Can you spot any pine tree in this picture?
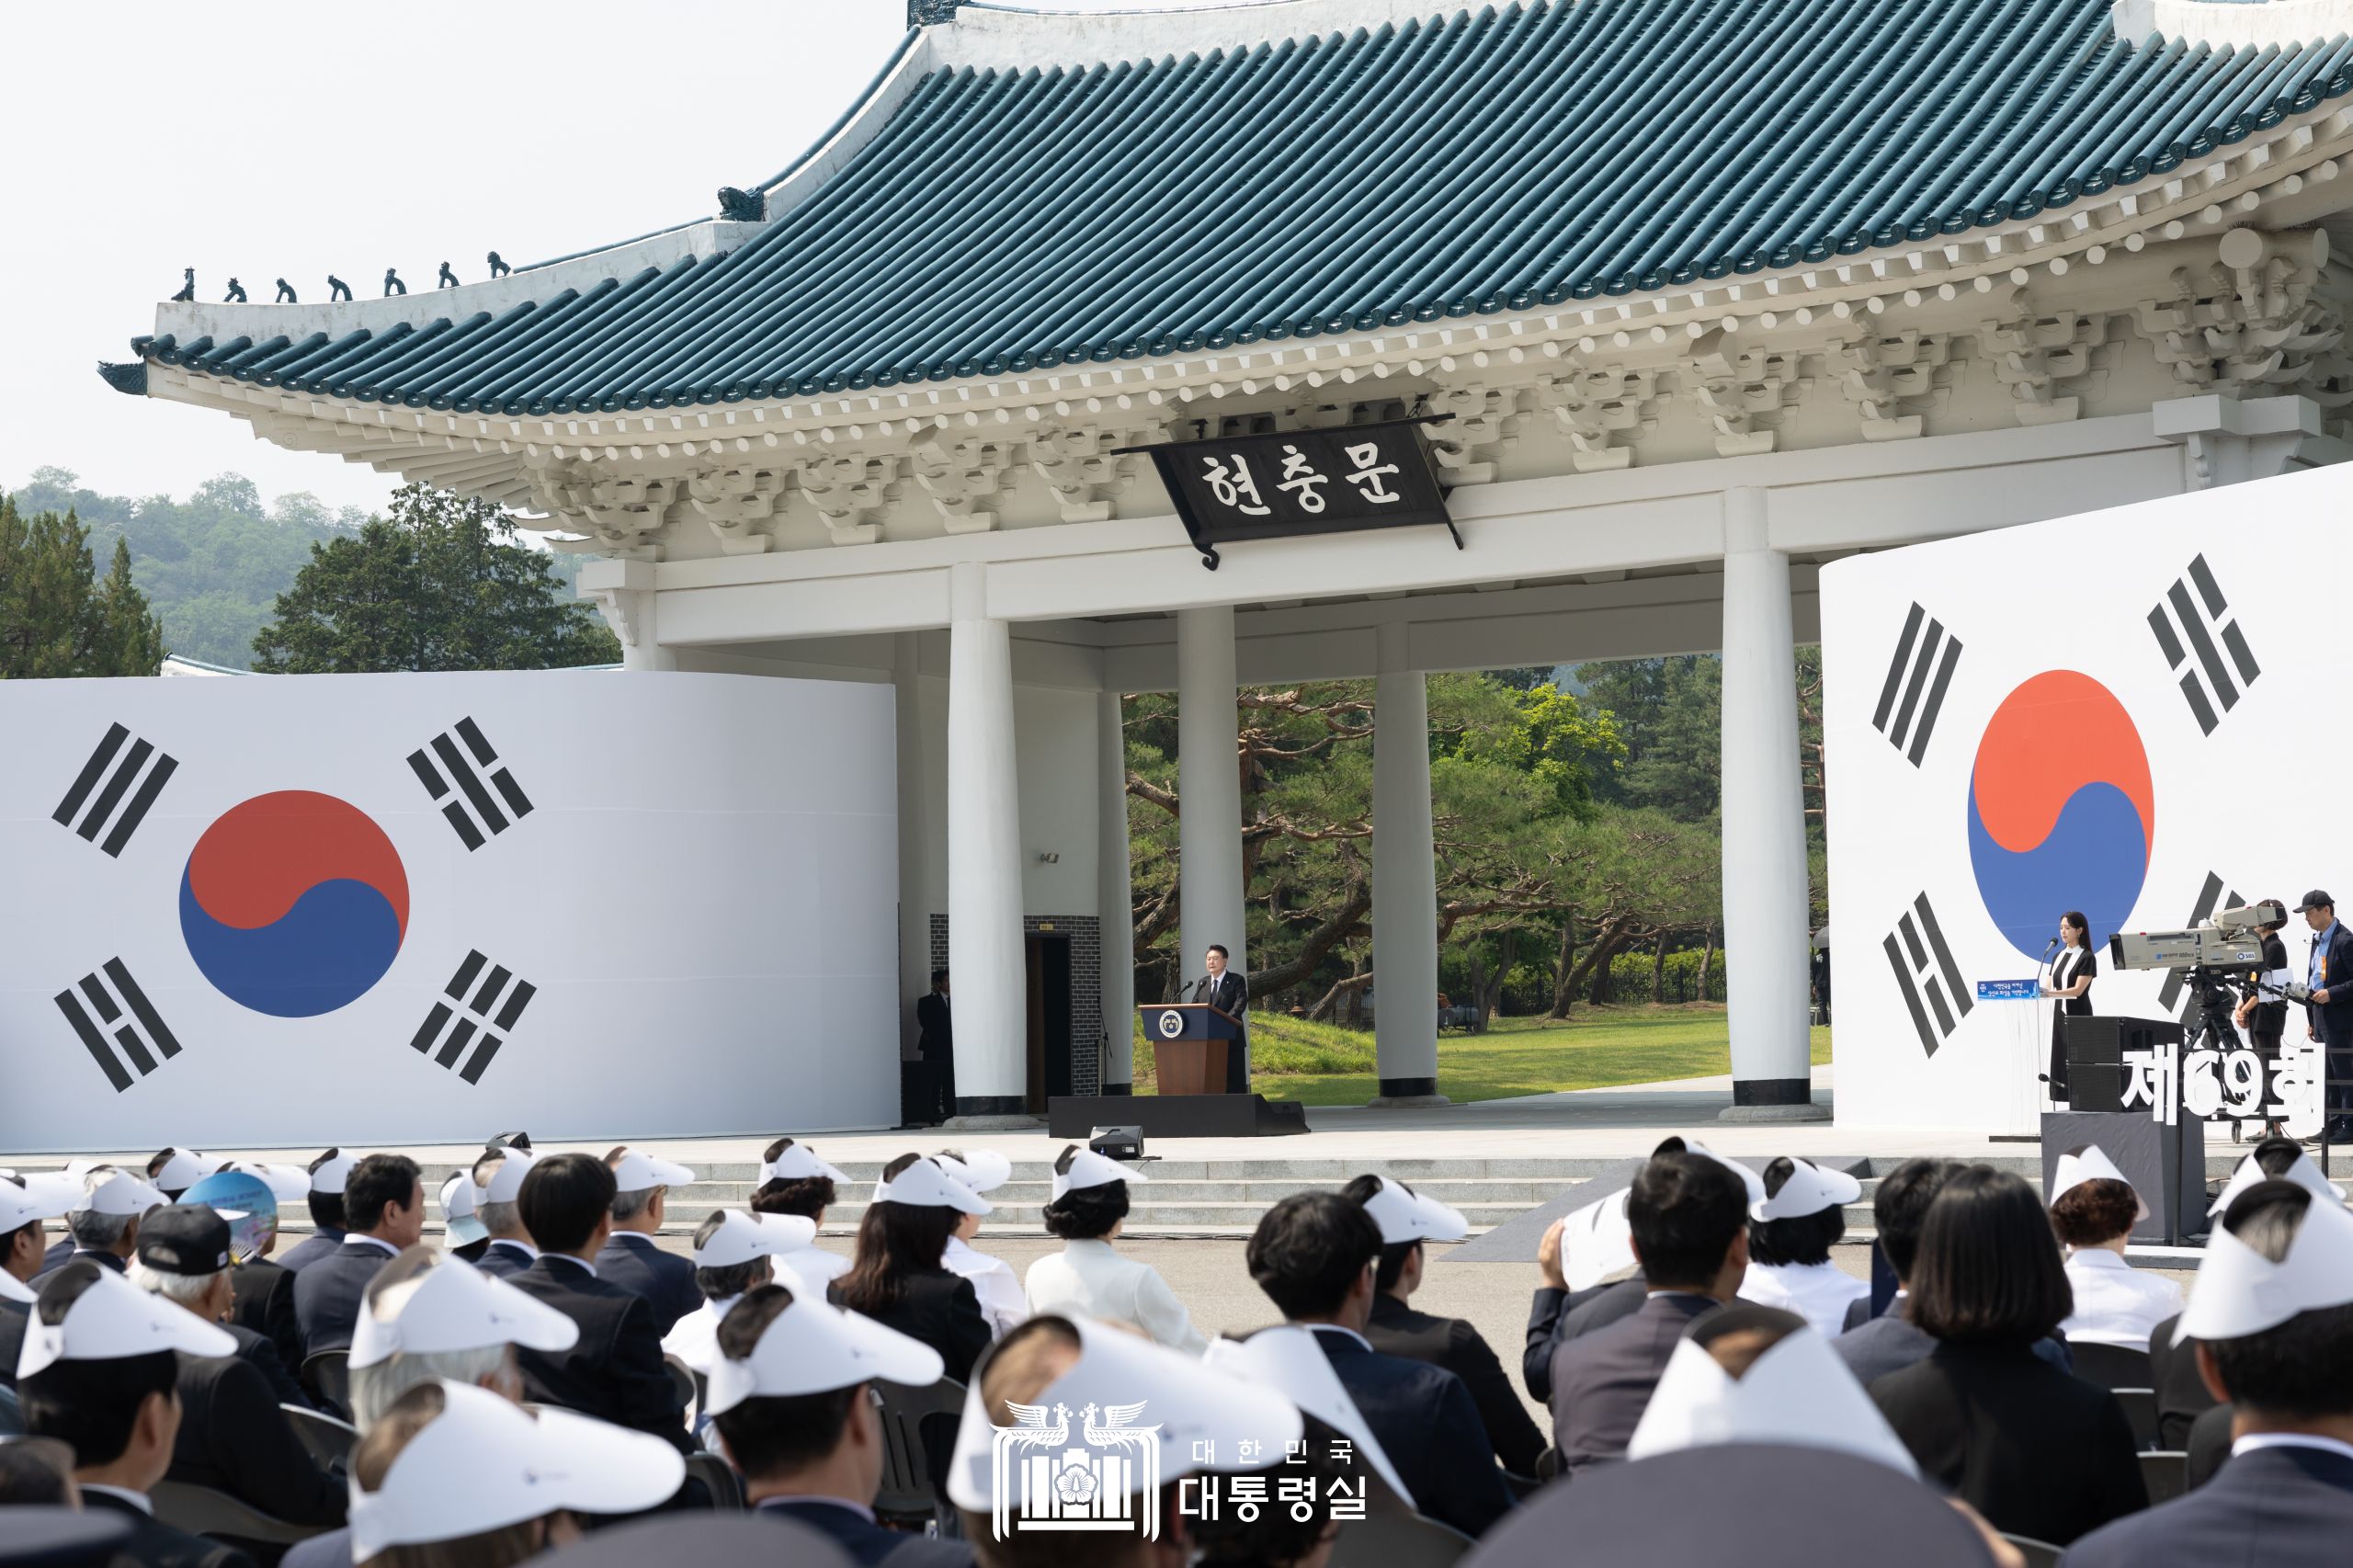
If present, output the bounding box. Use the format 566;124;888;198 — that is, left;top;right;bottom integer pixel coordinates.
252;483;620;672
0;496;166;677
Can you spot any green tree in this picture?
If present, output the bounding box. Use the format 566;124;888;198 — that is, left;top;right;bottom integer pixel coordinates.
0;497;165;677
252;483;620;672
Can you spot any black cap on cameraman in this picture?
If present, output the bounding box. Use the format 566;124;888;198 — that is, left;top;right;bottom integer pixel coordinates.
2295;890;2335;914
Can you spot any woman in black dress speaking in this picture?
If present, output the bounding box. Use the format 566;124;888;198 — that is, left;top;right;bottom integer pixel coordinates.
2042;910;2097;1099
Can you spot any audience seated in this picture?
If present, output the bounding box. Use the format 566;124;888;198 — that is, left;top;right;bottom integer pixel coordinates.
707;1279;970;1566
0;1171;79;1391
292;1154;423;1357
1344;1172;1544;1475
179;1168;309;1402
16;1262;260;1568
1628;1306;1921;1478
1245;1189;1513;1536
1831;1158;1958;1385
2048;1145;2182;1349
1869;1165;2145;1543
1546;1149;1750;1476
1204;1324;1424;1514
124;1204;345;1532
146;1151;229;1201
498;1152;692;1453
664;1209;813;1441
751;1138;853;1286
439;1170;490;1265
281;1244;580;1568
1741;1158;1869;1335
273;1152;356;1275
830;1156;995;1384
36;1167;169;1286
469;1146;540;1279
2061;1178;2353;1567
934;1151;1024;1338
345;1380;684;1568
594;1146;701;1336
1024;1146;1203;1354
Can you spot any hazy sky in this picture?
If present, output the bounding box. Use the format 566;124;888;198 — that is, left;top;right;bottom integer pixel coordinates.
0;0;1221;517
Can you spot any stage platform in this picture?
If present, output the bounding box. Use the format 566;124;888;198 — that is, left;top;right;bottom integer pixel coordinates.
9;1065;2331;1256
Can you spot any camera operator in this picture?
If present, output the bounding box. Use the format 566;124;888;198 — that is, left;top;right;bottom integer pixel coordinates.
2233;902;2290;1139
2294;890;2353;1144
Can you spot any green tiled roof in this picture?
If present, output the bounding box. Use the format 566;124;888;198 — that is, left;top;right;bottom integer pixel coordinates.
122;0;2353;415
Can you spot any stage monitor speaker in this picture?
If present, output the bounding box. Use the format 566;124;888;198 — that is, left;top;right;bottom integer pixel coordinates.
2069;1063;2128;1115
2041;1109;2208;1245
2062;1015;2184;1113
1089;1125;1144;1163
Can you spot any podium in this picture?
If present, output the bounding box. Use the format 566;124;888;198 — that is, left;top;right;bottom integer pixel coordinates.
1140;1003;1242;1096
1042;1003;1307;1140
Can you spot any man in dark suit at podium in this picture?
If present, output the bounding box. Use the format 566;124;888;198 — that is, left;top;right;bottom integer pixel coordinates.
1190;944;1250;1094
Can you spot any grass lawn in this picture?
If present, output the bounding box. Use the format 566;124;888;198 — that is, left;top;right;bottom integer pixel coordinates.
1131;1006;1833;1107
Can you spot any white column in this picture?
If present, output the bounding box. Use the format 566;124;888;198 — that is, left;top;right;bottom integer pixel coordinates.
1371;621;1444;1105
1718;487;1823;1119
946;564;1028;1121
892;633;930;1063
1097;687;1136;1092
1176;606;1247;984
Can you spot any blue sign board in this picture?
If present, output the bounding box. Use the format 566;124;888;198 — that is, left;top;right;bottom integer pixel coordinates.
1974;978;2041;1002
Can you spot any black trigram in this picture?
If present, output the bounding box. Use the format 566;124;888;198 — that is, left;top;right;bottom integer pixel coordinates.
1884;893;1973;1057
2157;872;2243;1019
407;717;533;850
2149;554;2259;735
410;950;536;1085
53;960;183;1092
1870;604;1961;767
51;723;177;857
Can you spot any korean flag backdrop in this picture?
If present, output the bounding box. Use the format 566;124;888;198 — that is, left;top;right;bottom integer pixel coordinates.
1823;460;2348;1133
0;670;898;1151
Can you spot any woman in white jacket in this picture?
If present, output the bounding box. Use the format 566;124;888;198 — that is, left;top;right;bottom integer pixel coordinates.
1022;1144;1206;1354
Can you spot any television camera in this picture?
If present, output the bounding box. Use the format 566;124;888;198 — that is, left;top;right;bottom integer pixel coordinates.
2108;903;2300;1052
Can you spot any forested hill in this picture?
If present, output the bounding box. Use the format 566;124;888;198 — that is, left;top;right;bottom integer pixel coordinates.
6;468;585;669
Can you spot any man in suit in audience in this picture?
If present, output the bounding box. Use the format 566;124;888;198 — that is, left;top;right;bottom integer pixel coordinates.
469;1146;540;1279
503;1152;692;1453
596;1146;702;1335
1547;1151;1748;1475
1833;1159;1958;1384
292;1154;423;1358
36;1168;168;1287
2061;1178;2353;1567
274;1152;356;1276
1245;1191;1514;1537
129;1206;346;1530
0;1171;79;1392
711;1284;972;1566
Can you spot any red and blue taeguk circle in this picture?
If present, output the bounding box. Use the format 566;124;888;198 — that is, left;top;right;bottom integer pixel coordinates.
1966;671;2154;965
179;791;409;1017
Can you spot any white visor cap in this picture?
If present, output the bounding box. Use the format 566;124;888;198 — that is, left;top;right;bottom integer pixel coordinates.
1051;1148;1146;1202
2050;1145;2148;1223
2177;1187;2353;1344
149;1151;227;1192
75;1169;171;1218
347;1380;685;1558
935;1151;1014;1193
758;1142;849;1185
2210;1146;2347;1217
607;1148;697;1192
227;1163;314;1204
478;1147;538;1206
875;1159;991;1215
18;1264;236;1379
310;1152;357;1197
1628;1329;1918;1477
1358;1176;1470;1245
693;1210;820;1268
1205;1326;1414;1505
704;1293;943;1415
1749;1158;1863;1223
349;1256;580;1370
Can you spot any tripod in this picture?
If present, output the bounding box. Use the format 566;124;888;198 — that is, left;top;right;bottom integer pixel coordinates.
2184;966;2275;1142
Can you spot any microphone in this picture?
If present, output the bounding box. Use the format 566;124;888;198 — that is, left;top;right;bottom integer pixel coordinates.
2043;937;2061;952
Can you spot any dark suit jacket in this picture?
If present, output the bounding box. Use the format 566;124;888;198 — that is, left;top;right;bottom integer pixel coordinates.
0;1299;25;1390
2185;1403;2234;1490
2307;922;2353;1037
1870;1342;2145;1544
1547;1290;1715;1474
1842;1293;1874;1333
915;993;953;1062
1311;1325;1514;1539
1521;1274;1646;1402
225;1322;310;1412
1833;1312;1937;1388
34;1246;127;1287
41;1234;74;1273
506;1254;690;1452
81;1487;258;1568
278;1528;350;1568
2061;1441;2353;1568
168;1347;346;1526
1369;1291;1544;1475
290;1239;396;1357
829;1268;994;1385
272;1229;347;1275
2147;1312;2221;1449
230;1259;303;1389
474;1239;535;1279
597;1231;702;1337
756;1498;975;1568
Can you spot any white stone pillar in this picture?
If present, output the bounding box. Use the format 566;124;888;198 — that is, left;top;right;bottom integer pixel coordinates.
1176;606;1248;991
1371;621;1445;1105
892;632;930;1064
946;564;1029;1122
1718;488;1823;1120
1097;687;1136;1092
